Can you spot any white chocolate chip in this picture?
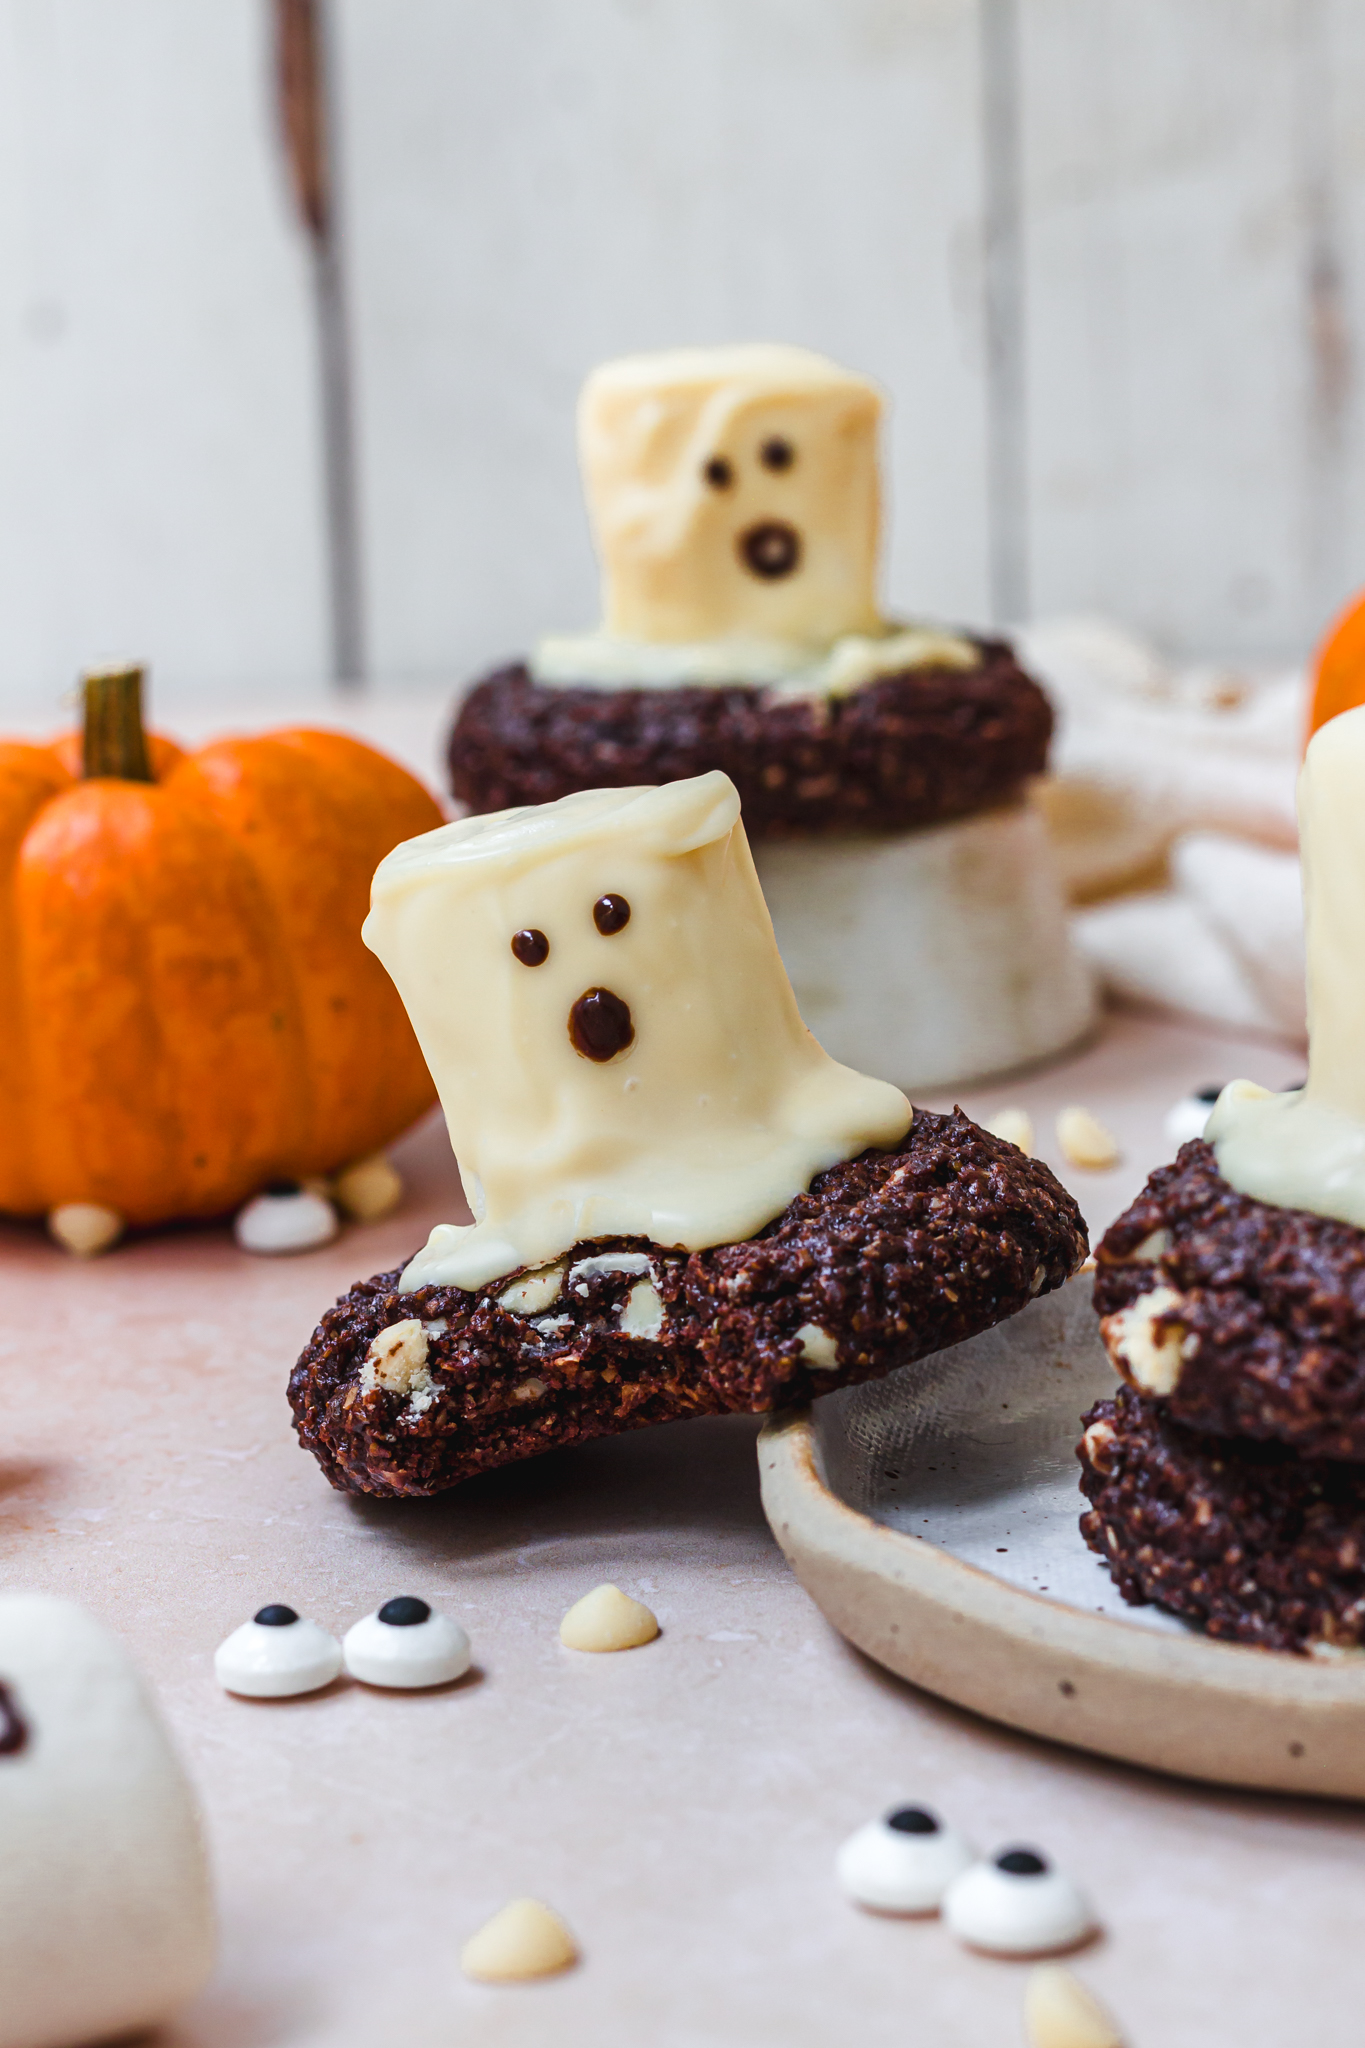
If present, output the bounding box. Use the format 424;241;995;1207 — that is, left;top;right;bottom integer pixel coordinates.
1129;1229;1170;1263
331;1153;403;1222
1056;1107;1121;1171
559;1583;659;1652
422;1317;449;1338
1081;1420;1118;1472
513;1377;547;1403
618;1277;665;1338
47;1203;124;1257
460;1898;578;1982
1024;1964;1125;2048
361;1319;432;1396
568;1251;653;1284
796;1323;839;1369
234;1186;338;1254
1101;1285;1193;1396
498;1261;567;1315
984;1107;1034;1155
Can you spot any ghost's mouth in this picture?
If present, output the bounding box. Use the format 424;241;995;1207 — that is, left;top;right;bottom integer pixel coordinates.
738;519;802;581
569;987;635;1062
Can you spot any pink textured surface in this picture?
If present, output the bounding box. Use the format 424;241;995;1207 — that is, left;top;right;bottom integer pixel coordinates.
1;1008;1353;2048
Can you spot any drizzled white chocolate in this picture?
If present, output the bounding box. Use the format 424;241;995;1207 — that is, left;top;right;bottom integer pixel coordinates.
362;772;911;1291
1208;705;1365;1224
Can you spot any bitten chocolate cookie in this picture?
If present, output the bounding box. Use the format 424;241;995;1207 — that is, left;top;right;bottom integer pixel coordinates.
447;642;1052;839
289;1109;1086;1499
1078;1385;1365;1655
1093;1139;1365;1461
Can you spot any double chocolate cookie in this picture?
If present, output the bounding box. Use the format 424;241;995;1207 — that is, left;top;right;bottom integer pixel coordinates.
447;641;1051;839
290;1108;1087;1499
1093;1138;1365;1461
1079;1386;1365;1655
1080;1137;1365;1653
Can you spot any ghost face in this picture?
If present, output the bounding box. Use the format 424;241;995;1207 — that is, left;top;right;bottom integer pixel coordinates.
579;355;883;649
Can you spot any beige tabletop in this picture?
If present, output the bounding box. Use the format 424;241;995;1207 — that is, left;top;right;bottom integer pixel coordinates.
5;999;1354;2048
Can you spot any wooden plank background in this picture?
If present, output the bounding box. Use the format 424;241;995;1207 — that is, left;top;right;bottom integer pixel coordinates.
0;0;1360;713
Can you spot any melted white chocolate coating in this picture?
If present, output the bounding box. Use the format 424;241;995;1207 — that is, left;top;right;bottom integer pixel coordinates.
579;344;883;648
363;772;911;1291
1208;705;1365;1224
531;623;979;696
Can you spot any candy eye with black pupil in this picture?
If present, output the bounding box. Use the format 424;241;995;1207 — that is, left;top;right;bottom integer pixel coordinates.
703;456;733;489
593;894;630;935
760;436;794;471
511;929;549;967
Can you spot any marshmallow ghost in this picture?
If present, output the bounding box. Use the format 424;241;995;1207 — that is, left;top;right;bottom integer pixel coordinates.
364;771;911;1291
0;1594;215;2048
578;344;883;649
1209;701;1365;1223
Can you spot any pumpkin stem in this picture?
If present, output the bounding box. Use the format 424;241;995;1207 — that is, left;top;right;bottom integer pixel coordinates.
82;663;154;782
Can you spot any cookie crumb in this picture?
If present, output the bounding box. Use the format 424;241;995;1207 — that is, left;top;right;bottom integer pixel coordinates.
461;1898;578;1982
1057;1107;1121;1171
1024;1964;1124;2048
984;1107;1034;1155
559;1584;659;1653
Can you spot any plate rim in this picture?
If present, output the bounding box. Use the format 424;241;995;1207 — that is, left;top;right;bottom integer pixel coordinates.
758;1405;1365;1800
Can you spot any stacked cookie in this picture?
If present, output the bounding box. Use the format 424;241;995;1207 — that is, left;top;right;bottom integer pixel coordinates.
1077;1138;1365;1655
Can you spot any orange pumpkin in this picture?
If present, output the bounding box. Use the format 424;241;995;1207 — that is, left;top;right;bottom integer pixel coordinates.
1306;587;1365;745
0;667;443;1226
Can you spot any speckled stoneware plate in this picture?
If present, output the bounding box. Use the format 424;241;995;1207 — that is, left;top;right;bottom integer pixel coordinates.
758;1276;1365;1799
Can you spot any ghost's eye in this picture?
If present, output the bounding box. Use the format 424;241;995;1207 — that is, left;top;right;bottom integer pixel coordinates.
343;1597;472;1688
593;894;631;935
0;1680;28;1756
760;436;794;471
511;929;550;967
941;1844;1095;1956
702;456;733;490
835;1802;974;1912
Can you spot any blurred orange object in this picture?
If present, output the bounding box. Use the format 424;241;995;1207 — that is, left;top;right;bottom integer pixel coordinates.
1307;588;1365;745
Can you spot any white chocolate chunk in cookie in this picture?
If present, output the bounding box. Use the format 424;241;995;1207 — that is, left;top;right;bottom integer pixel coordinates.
498;1261;567;1315
796;1323;839;1368
1128;1228;1169;1263
1080;1420;1118;1475
461;1898;578;1982
1024;1964;1125;2048
360;1319;431;1396
1057;1106;1122;1171
559;1584;659;1653
618;1276;665;1338
1100;1285;1194;1396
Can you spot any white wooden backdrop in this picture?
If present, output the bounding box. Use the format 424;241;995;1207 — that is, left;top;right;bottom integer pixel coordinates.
0;0;1362;713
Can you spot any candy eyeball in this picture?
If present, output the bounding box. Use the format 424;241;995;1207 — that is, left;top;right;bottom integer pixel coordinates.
214;1604;343;1698
1163;1085;1223;1148
943;1847;1096;1957
342;1597;471;1689
234;1183;338;1254
835;1804;976;1914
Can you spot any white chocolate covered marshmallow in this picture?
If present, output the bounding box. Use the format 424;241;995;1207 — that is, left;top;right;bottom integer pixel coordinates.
581;343;882;649
1208;705;1365;1224
0;1594;216;2047
364;772;911;1291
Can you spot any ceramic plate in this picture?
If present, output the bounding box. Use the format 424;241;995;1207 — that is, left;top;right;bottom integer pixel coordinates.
758;1277;1365;1797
